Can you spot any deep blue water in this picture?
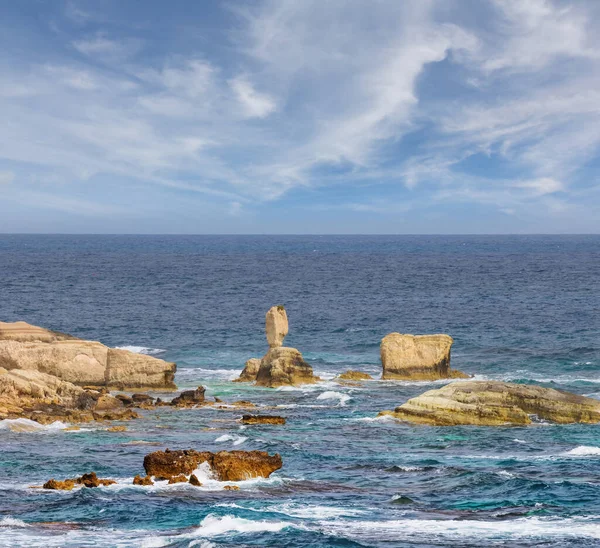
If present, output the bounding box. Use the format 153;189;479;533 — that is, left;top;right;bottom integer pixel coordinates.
0;234;599;547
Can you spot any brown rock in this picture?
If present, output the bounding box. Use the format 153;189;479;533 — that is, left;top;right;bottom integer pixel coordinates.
241;414;286;425
168;474;189;484
234;358;262;382
189;474;202;486
231;401;256;408
224;485;240;491
132;393;154;405
255;347;319;388
43;479;75;490
143;449;282;481
379;380;600;426
337;370;373;381
107;425;127;432
265;306;288;348
170;386;206;407
94;394;124;411
133;474;154;486
380;333;468;381
75;472;116;488
115;394;134;406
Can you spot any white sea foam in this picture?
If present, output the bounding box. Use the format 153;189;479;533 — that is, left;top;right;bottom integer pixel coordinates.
216;502;364;519
316;391;351;406
349;415;396;423
0;418;70;433
177;367;240;382
513;438;527;444
215;434;247;446
115;345;165;355
0;517;29;527
193;514;295;537
563;446;600;456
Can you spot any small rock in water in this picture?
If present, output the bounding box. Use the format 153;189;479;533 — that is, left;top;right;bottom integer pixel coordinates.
107;425;127;432
223;485;240;491
115;394;134;406
189;474;202;486
168;474;188;484
133;474;154;486
43;472;116;490
170;386;206;407
241;414;286;425
43;479;76;491
337;370;373;381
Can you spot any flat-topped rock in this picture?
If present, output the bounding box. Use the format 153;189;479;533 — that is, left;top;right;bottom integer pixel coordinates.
0;321;176;390
266;306;288;348
379;380;600;425
255;347;319;387
380;333;468;381
336;370;373;381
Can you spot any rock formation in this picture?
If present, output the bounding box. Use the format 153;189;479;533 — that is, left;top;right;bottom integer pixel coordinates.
380;333;468;381
336;370;373;381
233;358;261;382
170;386;205;407
241;414;286;425
0;321;176;390
43;472;116;490
235;307;319;387
379;380;600;426
143;449;282;481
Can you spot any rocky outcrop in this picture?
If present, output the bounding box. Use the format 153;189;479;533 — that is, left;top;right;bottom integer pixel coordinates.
143;449;282;481
170;386;205;407
0;368;139;423
0;321;176;390
133;474;154;486
266;306;288;347
233;358;261;382
379;381;600;426
241;414;286;425
380;333;468;381
255;347;319;388
336;370;373;381
43;472;116;490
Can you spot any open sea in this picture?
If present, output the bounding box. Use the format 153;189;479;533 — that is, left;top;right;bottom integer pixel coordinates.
1;234;600;547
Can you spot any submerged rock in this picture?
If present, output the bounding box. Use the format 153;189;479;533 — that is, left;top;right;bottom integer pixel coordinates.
241;414;286;425
170;386;206;407
266;305;288;348
0;321;176;390
143;449;282;481
380;333;468;381
379;380;600;425
255;347;319;388
337;370;373;381
233;358;261;382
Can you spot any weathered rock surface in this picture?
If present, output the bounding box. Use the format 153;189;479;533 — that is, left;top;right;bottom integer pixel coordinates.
170;386;205;407
0;321;176;390
43;472;116;490
255;347;318;388
143;449;282;481
380;333;468;381
233;358;261;382
241;414;286;425
337;370;373;381
379;381;600;426
265;306;288;348
189;474;202;486
133;474;154;486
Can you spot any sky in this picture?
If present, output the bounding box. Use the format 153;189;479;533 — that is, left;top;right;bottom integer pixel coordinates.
1;0;600;234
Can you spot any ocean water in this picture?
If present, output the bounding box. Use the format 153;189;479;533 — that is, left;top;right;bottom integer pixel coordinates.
0;234;599;547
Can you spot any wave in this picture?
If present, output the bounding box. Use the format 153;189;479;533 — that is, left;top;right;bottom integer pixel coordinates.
176;367;240;382
115;345;165;355
0;517;28;528
0;419;70;433
192;514;297;537
563;445;600;456
316;391;351;406
215;434;247;446
216;501;365;519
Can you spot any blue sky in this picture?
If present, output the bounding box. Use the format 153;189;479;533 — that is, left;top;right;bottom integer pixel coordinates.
1;0;599;233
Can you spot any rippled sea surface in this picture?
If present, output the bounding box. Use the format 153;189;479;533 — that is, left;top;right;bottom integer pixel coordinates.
1;234;600;547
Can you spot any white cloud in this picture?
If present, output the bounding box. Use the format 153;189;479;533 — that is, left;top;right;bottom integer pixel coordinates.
229;76;276;118
0;171;14;185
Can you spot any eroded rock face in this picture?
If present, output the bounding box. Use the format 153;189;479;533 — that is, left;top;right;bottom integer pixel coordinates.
266;306;288;348
380;333;468;381
0;321;176;390
379;381;600;426
337;370;373;381
241;414;286;425
143;449;282;481
255;347;319;388
233;358;261;382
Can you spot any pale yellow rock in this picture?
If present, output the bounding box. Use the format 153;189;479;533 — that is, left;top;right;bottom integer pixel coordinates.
233;358;261;382
0;321;176;390
380;333;468;381
379;381;600;425
255;347;319;388
265;306;288;348
336;370;373;381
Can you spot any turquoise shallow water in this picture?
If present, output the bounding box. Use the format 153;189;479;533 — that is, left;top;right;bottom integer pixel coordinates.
0;235;599;547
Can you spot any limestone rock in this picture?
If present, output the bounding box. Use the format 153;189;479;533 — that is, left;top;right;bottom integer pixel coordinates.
133;474;154;486
241;414;286;425
0;321;176;390
255;347;319;388
143;449;282;481
336;370;373;381
379;381;600;426
265;306;288;348
43;479;75;491
43;472;116;490
170;386;206;407
233;358;261;382
168;474;188;484
380;333;468;381
94;394;124;412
